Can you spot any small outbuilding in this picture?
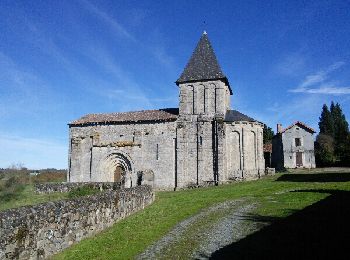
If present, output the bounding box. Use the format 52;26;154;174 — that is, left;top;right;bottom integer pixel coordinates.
272;121;316;170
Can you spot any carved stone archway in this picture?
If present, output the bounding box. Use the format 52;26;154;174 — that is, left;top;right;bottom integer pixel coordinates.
103;153;133;188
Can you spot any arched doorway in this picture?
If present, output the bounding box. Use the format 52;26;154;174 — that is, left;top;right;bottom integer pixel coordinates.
103;153;133;188
114;165;126;185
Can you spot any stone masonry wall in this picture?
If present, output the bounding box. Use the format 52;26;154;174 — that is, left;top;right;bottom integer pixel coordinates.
0;185;154;260
34;182;121;194
69;121;177;190
224;121;265;180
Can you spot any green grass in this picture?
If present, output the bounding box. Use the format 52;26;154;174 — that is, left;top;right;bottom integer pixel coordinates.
0;169;68;211
0;184;69;211
54;168;350;260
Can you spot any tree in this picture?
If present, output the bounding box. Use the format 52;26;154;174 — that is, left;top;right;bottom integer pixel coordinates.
330;102;349;144
263;125;274;144
315;134;335;167
316;101;350;166
318;104;334;136
343;135;350;166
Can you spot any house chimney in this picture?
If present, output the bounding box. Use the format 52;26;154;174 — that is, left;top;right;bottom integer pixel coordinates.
277;124;283;133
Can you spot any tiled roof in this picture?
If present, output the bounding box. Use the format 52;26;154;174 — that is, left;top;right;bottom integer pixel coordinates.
281;121;316;134
225;110;257;122
176;32;232;95
70;108;259;126
69;108;179;126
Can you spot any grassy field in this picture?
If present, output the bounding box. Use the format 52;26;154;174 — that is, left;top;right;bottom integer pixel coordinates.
53;168;350;259
0;185;69;211
0;169;68;211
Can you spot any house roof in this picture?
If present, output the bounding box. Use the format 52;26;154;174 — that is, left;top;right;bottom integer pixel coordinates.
69;108;179;126
176;32;232;95
225;110;257;122
281;121;316;134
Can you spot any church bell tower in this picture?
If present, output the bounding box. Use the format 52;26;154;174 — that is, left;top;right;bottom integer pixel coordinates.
175;32;232;188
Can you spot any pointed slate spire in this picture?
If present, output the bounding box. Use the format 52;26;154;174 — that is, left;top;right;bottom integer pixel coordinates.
176;32;232;94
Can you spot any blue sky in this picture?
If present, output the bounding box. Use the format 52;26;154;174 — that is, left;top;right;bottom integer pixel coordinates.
1;0;350;169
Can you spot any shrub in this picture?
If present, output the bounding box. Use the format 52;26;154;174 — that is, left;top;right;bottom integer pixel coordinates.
68;186;100;198
0;176;25;202
32;171;66;183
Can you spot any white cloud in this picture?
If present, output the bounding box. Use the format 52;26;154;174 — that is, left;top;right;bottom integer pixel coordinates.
291;83;350;95
249;95;324;133
79;0;135;41
151;45;175;68
289;61;348;95
274;53;306;76
0;133;67;169
0;51;56;117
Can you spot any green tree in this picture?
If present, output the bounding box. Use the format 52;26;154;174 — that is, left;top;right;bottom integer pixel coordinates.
315;134;335;167
330;102;349;165
263;125;274;144
343;135;350;166
318;104;334;136
330;102;349;144
316;101;350;166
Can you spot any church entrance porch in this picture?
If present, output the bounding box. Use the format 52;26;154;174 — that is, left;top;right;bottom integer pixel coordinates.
103;153;133;188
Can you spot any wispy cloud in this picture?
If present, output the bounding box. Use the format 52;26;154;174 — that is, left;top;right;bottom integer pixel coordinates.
291;83;350;95
289;62;350;95
0;51;54;117
274;53;306;76
0;132;67;169
79;1;175;69
255;95;325;132
79;0;135;41
80;46;154;109
150;45;176;68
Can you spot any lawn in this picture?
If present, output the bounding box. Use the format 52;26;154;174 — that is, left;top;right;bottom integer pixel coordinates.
53;168;350;259
0;184;69;212
0;170;68;211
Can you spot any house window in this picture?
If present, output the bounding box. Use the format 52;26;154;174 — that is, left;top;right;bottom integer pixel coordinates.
295;138;301;147
156;144;159;160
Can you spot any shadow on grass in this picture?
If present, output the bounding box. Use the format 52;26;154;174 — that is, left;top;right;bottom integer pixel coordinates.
210;189;350;260
276;172;350;182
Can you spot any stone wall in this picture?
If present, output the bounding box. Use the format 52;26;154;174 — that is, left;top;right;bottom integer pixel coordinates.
224;121;265;180
0;185;154;260
34;182;121;194
69;121;177;190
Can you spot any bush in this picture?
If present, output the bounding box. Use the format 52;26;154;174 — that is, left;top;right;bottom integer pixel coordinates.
32;171;66;184
0;176;25;202
68;186;100;198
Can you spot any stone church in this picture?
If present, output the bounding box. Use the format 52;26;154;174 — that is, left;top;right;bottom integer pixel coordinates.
68;32;265;190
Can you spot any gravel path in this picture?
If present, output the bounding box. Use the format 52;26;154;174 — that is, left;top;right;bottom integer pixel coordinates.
137;198;263;260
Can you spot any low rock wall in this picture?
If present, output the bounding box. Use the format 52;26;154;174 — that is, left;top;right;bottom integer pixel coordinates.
264;167;276;175
34;182;121;194
0;185;154;259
